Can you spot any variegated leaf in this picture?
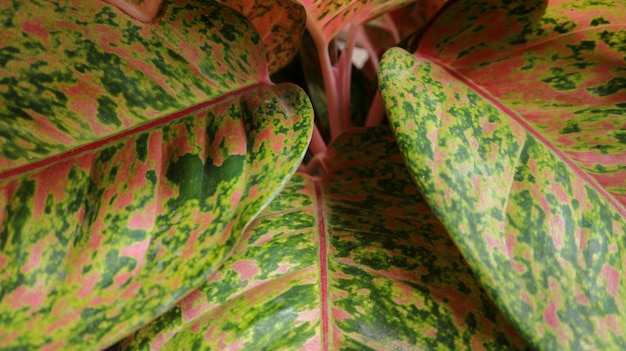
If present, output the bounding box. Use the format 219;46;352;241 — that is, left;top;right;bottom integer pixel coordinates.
121;127;528;351
0;84;312;351
379;0;626;349
104;0;165;22
298;0;417;46
0;0;313;349
1;0;268;172
217;0;307;74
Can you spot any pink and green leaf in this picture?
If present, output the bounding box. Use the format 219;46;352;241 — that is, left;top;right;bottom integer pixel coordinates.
0;1;313;349
298;0;417;46
216;0;307;75
379;0;626;349
0;83;312;351
1;0;268;172
121;127;528;350
104;0;166;23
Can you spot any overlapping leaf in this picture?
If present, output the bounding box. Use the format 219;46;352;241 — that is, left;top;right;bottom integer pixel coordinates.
103;0;165;22
217;0;307;74
121;127;528;350
298;0;417;46
0;1;313;349
379;0;626;349
388;0;446;41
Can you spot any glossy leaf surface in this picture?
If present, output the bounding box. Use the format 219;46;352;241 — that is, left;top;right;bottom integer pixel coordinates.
1;0;267;173
0;82;313;351
217;0;307;74
417;0;626;207
0;0;313;349
122;127;528;350
379;0;626;348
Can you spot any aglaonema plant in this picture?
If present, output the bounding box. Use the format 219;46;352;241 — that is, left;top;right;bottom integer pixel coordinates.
1;0;625;350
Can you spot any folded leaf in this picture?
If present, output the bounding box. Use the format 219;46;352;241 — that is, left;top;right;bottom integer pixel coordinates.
121;127;528;350
379;0;626;349
0;1;313;349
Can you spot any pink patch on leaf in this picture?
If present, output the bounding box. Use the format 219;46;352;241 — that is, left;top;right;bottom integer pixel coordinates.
230;189;243;206
22;243;44;274
276;263;293;274
422;327;437;339
296;309;320;324
10;285;45;311
247;185;259;199
301;337;321;350
120;239;151;269
544;300;559;328
550;215;565;250
332;307;352;322
77;274;100;298
0;255;7;270
180;289;208;322
114;272;133;288
576;291;591;305
602;264;620;298
22;19;49;41
181;230;201;260
232;260;260;280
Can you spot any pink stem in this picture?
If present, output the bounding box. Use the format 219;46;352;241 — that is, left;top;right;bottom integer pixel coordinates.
383;13;401;43
338;24;358;130
303;153;325;176
354;27;385;126
365;90;386;126
309;123;327;155
315;40;342;141
306;15;343;141
355;26;379;68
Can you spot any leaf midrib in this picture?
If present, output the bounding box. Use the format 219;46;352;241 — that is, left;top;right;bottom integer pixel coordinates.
0;82;269;180
420;53;626;218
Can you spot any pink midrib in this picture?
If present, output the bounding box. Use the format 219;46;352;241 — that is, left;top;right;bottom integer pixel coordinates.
424;55;626;219
314;180;330;351
0;82;267;180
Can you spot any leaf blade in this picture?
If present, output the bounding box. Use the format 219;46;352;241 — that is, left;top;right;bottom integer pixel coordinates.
1;0;268;172
122;127;529;351
217;0;307;74
0;82;313;350
380;27;626;350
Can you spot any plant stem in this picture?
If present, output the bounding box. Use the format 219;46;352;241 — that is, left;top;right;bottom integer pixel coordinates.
339;24;358;130
365;90;386;126
309;123;327;155
383;13;401;43
303;152;326;176
314;37;342;141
